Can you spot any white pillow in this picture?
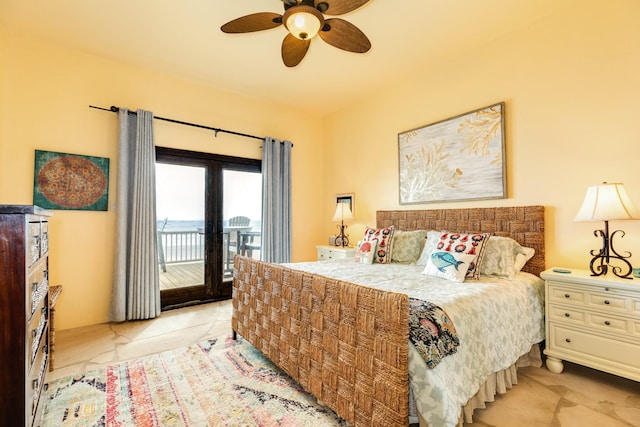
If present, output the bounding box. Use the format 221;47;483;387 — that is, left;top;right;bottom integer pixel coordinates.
423;251;477;282
416;230;444;266
514;247;535;273
353;240;377;264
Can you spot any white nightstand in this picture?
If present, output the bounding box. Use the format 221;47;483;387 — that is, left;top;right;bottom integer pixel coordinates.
540;268;640;381
316;245;355;261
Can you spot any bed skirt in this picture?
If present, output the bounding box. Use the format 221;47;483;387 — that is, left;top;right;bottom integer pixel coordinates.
416;344;543;427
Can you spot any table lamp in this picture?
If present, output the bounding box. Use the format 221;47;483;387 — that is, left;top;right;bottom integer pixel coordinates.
574;182;639;278
332;202;354;247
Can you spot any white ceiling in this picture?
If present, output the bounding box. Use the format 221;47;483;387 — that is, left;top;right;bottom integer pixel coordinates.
1;0;574;115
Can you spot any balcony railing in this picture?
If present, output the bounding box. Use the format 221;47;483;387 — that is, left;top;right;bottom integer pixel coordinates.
157;229;261;273
157;230;204;272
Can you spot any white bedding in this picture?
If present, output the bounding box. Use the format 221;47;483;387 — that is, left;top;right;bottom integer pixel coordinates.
284;259;545;427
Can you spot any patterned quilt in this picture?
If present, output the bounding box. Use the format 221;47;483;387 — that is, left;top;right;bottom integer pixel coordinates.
285;260;545;427
409;298;459;369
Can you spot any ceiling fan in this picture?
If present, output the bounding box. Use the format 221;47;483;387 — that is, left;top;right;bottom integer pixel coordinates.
221;0;371;67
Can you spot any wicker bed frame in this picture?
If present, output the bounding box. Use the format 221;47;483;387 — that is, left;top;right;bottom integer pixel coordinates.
232;206;545;426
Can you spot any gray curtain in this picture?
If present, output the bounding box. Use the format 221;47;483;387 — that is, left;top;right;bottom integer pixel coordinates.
261;137;292;263
110;109;161;321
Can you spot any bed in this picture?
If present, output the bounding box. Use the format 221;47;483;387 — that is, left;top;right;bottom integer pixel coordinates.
232;206;545;426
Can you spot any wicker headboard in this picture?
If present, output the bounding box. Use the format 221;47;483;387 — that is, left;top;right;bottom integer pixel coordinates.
376;205;545;276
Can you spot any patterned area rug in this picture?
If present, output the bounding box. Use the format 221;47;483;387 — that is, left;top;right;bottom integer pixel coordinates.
42;336;347;426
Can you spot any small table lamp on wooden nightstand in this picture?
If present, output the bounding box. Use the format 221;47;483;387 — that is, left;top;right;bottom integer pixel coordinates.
332;202;353;247
574;182;639;279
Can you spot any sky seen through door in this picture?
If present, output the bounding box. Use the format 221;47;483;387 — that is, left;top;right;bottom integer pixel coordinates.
156;164;262;225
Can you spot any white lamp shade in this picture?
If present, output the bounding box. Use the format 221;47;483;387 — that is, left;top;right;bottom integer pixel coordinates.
574;182;639;221
332;203;354;221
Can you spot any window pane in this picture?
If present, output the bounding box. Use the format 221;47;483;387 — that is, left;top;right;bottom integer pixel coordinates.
156;163;205;290
222;170;262;280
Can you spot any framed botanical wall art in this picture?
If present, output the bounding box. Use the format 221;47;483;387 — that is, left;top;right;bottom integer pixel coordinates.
398;102;506;204
33;150;110;211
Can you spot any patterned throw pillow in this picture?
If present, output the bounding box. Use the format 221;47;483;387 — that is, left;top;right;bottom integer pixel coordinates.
433;231;491;279
353;240;377;264
480;236;526;279
391;229;428;264
362;226;395;264
423;251;477;282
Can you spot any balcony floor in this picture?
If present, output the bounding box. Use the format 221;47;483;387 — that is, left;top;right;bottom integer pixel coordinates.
159;261;204;291
159;260;240;291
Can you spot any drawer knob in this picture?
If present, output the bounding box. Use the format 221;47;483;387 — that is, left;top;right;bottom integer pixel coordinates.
565;338;571;343
32;379;38;390
564;294;570;298
564;313;570;317
604;321;611;326
31;329;37;338
604;300;610;305
604;287;610;292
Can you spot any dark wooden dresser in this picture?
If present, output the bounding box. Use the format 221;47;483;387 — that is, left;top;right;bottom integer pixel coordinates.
0;205;52;426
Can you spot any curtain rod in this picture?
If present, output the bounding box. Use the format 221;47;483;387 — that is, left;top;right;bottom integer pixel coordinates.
89;105;265;141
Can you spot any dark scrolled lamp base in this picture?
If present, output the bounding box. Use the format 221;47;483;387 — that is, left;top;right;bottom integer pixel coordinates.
589;224;633;279
334;223;350;247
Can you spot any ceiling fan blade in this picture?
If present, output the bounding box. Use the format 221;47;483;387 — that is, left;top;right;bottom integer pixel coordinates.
319;0;369;16
221;12;282;33
319;18;371;53
282;33;310;67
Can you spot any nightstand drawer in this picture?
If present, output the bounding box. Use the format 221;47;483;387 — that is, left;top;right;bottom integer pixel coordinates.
548;284;586;306
316;245;355;261
586;293;627;313
588;312;628;333
548;304;586;325
549;324;639;368
550;304;631;335
548;281;633;315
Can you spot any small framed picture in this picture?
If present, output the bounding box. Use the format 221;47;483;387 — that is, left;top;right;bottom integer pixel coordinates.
336;193;354;215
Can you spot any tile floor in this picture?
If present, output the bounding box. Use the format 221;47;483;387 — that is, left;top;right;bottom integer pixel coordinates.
48;300;234;382
48;300;640;427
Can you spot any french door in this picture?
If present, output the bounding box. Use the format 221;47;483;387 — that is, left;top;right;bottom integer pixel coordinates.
155;147;261;310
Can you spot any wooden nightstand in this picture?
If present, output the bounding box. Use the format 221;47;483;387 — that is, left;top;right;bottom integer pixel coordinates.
540;268;640;381
316;245;355;261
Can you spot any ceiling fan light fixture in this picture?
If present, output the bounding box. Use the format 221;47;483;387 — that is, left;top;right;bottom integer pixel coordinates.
283;5;324;40
221;0;371;67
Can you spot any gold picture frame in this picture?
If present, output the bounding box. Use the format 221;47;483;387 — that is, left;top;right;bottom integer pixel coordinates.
398;102;506;204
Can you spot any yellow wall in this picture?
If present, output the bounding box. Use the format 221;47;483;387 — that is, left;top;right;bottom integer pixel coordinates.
0;31;325;330
323;0;640;271
2;0;639;331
